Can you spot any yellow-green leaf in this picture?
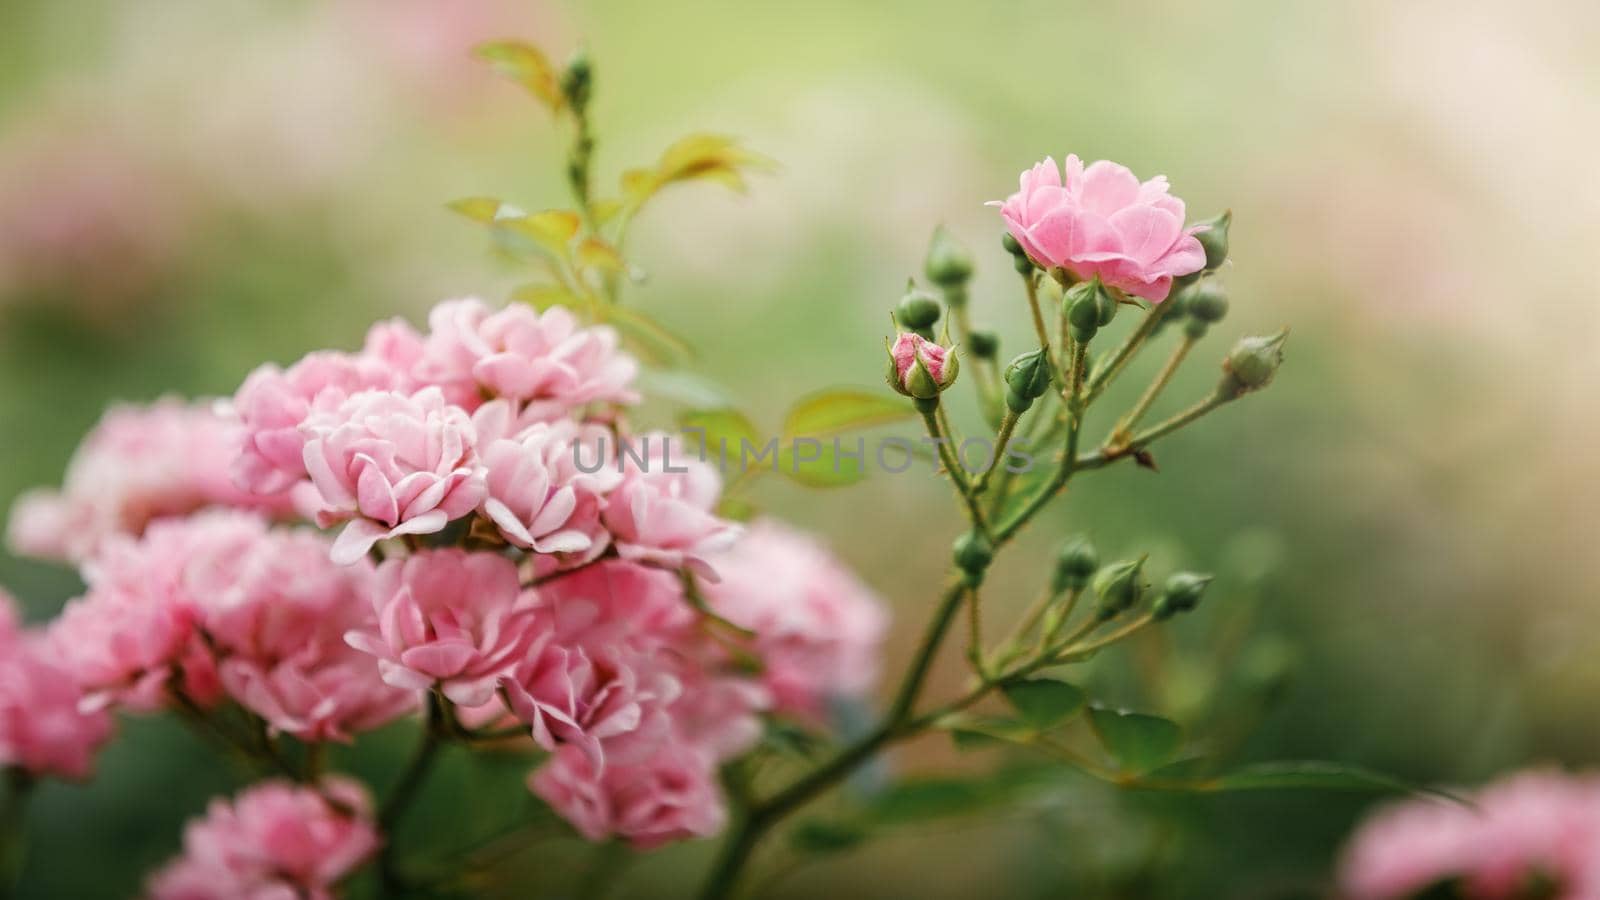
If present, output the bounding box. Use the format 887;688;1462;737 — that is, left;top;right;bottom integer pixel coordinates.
778;440;867;488
576;237;625;273
499;210;582;256
677;408;762;461
622;133;775;209
510;284;582;311
474;41;563;110
447;196;508;223
781;388;914;440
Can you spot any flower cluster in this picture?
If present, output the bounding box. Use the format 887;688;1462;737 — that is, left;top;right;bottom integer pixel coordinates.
147;778;380;900
3;294;889;867
1339;769;1600;899
0;589;113;780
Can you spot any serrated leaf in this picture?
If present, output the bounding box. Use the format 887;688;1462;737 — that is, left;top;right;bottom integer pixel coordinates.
791;819;867;855
780;389;915;441
1002;679;1086;731
778;440;867;488
864;779;986;825
499;210;582;256
448;196;508;223
510;284;582;311
599;305;693;367
576;236;625;272
677;408;762;465
475;41;563;110
1087;707;1182;775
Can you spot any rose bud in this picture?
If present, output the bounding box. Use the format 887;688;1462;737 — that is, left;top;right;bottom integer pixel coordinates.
886;332;958;400
1153;571;1213;620
969;330;1000;360
952;530;994;582
1002;349;1052;413
1051;534;1099;593
1064;280;1103;343
1092;556;1147;619
1221;329;1288;396
1186;282;1229;324
895;283;943;338
1193;210;1231;271
924;225;974;289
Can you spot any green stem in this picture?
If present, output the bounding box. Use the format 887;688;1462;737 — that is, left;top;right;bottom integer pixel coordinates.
1108;333;1197;447
379;693;447;893
1073;389;1232;472
696;581;969;900
972;409;1020;495
919;407;989;535
1083;301;1177;405
948;299;1002;426
1052;612;1158;662
1023;275;1064;386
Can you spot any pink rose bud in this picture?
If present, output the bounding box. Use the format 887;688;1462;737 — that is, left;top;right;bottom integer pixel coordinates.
886;332;958;399
990;155;1207;302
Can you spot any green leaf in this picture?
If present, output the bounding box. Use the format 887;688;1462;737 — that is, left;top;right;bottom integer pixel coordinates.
600;306;693;367
499;210;582;257
780;389;915;441
1087;707;1183;775
622;133;775;210
864;779;986;825
474;41;563;110
447;196;509;223
509;284;581;311
1002;679;1086;731
778;440;866;488
939;714;1035;752
1145;761;1466;803
677;408;762;463
790;819;867;855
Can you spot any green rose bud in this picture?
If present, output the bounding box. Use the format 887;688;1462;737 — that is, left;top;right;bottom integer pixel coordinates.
1152;571;1213;620
1064;279;1102;343
561;49;593;111
1012;253;1035;275
1221;329;1288;396
1194;210;1231;271
896;283;942;332
969;330;999;359
925;225;974;288
1186;282;1229;324
1051;535;1099;593
1092;557;1147;619
953;531;994;581
1001;232;1025;258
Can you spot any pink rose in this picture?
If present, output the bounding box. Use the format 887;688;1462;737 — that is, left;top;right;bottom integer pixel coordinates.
479;416;622;555
299;387;487;565
47;511;270;711
702;521;888;719
528;741;726;849
991;155;1207;302
501;634;680;769
0;590;114;780
146;778;380;900
6;399;295;563
529;561;697;652
415;298;639;417
345;549;537;706
887;332;956;397
1339;769;1600;899
601;434;741;577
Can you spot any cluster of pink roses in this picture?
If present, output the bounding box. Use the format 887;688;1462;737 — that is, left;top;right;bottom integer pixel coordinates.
1339;769;1600;899
3;295;888;895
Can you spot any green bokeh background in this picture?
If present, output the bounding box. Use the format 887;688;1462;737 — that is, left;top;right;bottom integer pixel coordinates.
3;0;1597;896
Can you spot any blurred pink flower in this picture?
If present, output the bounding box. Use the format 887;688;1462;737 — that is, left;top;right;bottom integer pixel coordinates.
47;511;270;711
528;741;726;849
702;521;888;719
299;387;487;564
601;434;740;577
1339;769;1600;899
345;549;536;707
479;416;622;555
229;321;421;497
991;155;1206;302
501;635;680;768
415;298;639;417
0;589;114;780
147;778;379;900
6;399;295;564
531;560;697;650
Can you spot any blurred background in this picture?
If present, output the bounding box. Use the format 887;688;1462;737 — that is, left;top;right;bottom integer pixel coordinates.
3;0;1598;896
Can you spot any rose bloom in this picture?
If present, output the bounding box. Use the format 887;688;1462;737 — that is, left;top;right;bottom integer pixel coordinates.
528;741;726;849
47;511;271;711
0;590;114;780
228;319;421;497
701;520;888;719
6;399;295;563
414;298;639;417
146;778;379;900
991;154;1207;302
345;548;537;706
529;560;697;653
299;386;487;565
477;410;623;556
601;433;741;577
888;332;952;392
1339;769;1600;899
